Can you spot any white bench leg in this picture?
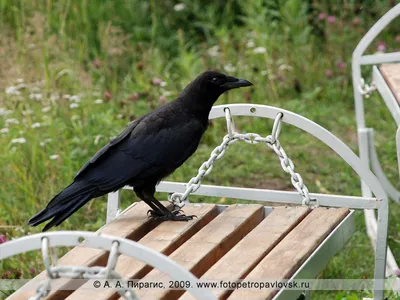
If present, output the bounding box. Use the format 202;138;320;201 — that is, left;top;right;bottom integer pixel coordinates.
106;190;121;223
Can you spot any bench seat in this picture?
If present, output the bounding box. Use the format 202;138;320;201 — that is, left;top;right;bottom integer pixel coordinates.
9;202;353;300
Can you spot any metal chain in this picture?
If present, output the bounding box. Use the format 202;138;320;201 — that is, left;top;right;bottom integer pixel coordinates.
31;238;139;300
169;134;240;207
359;78;376;98
170;109;319;208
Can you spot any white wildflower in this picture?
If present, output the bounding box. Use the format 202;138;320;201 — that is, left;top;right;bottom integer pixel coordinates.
31;87;40;93
5;86;21;96
71;115;80;121
0;128;9;134
19;130;24;135
246;40;255;48
207;45;220;57
94;99;104;104
70;95;81;102
174;3;185;11
260;70;269;76
253;47;266;54
31;122;41;129
223;63;236;73
268;73;277;80
117;114;124;119
5;118;20;125
279;64;293;72
69;103;79;109
50;94;59;101
40;138;52;146
16;78;24;84
11;137;26;144
63;94;71;100
94;135;102;145
160;81;167;87
15;83;26;91
162;90;172;97
42;106;51;113
22;110;33;116
49;154;60;160
29;93;43;101
0;108;13;116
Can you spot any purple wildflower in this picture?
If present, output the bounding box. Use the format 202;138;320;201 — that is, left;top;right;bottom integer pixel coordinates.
0;234;6;244
152;78;163;86
29;267;36;276
4;271;12;278
325;70;333;78
352;17;360;26
318;13;326;21
158;96;167;105
327;16;336;23
336;60;347;70
377;41;386;52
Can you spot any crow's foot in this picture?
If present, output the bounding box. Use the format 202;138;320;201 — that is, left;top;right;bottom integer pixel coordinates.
147;209;182;217
150;212;197;221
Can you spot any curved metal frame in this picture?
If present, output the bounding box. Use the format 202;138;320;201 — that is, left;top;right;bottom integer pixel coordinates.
352;3;400;203
351;5;400;298
0;231;216;300
352;3;400;129
107;104;389;299
209;104;386;200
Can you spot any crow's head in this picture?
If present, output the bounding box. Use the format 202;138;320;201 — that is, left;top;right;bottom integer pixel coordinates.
198;71;253;94
180;71;253;112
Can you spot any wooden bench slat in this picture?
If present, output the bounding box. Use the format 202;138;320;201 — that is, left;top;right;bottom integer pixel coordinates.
131;204;264;300
65;204;218;300
179;206;310;300
380;63;400;103
228;207;349;300
9;201;163;300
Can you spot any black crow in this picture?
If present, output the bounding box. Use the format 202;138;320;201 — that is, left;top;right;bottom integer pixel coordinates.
28;71;252;231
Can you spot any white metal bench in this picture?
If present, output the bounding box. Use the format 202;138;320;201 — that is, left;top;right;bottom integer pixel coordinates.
352;3;400;287
1;104;389;300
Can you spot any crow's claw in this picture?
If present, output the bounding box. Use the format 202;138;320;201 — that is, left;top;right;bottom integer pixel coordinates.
171;207;185;214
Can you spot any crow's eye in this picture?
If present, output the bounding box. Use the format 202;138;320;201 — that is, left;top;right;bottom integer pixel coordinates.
211;77;218;82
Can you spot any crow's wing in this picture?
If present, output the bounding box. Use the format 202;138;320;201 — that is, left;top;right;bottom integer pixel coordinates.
75;117;142;179
73;115;205;192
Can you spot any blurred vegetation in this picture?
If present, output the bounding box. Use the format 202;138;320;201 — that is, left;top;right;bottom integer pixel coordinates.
1;1;400;299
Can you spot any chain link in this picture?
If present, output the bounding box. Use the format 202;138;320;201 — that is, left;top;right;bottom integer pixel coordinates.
170;110;319;208
359;78;376;98
31;238;139;300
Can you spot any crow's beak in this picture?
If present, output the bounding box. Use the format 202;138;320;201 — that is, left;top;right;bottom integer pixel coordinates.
222;76;253;89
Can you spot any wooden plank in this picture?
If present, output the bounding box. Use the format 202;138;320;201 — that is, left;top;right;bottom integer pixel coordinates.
229;207;349;300
65;204;218;300
9;201;165;300
129;204;264;300
179;206;311;300
380;63;400;103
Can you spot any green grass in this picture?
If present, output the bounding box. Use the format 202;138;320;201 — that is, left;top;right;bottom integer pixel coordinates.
1;1;400;299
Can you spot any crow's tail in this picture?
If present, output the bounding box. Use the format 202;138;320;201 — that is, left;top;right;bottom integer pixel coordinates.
28;181;99;231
